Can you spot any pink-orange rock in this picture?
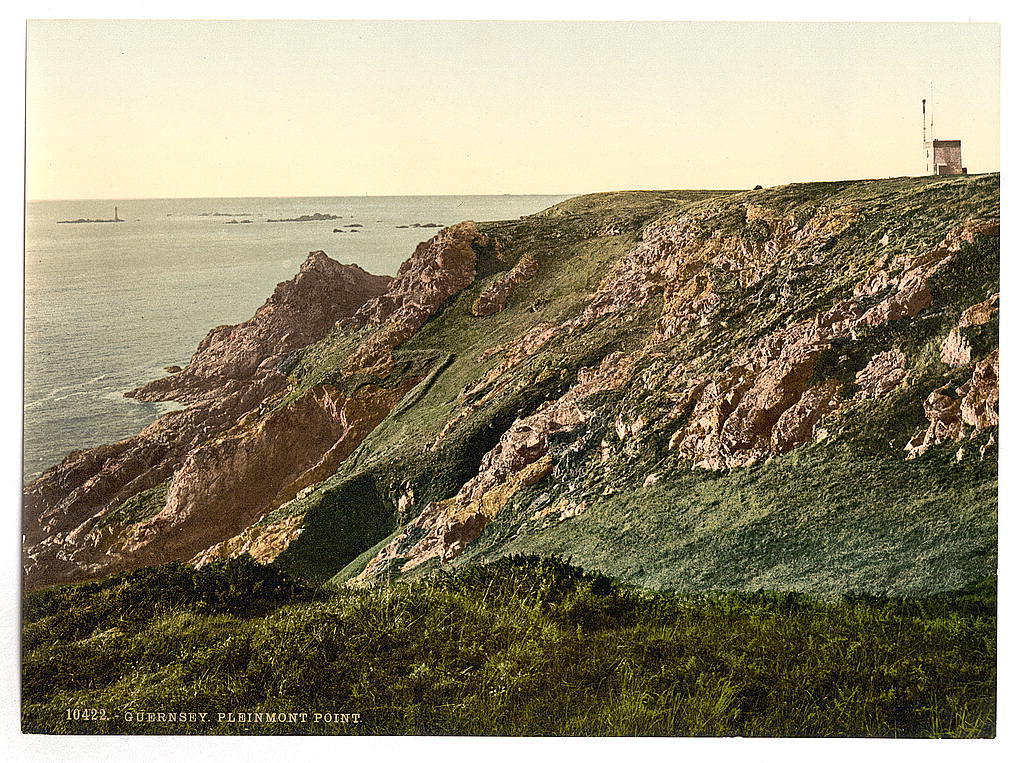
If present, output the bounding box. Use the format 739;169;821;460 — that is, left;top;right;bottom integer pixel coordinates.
670;220;999;471
672;300;860;469
116;378;421;569
769;380;845;452
190;513;305;567
25;224;487;589
855;349;907;400
940;294;999;367
959;293;1000;328
857;278;933;327
343;222;486;374
960;349;999;429
471;253;539;317
905;349;999;459
22;250;409;589
352;221;484;328
854;221;998;300
99;225;488;579
355;352;637;581
905;389;966;459
131;251;391;405
940;330;973;367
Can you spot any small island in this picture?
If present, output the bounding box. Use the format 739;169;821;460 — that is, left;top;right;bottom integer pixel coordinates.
58;206;124;224
396;222;443;229
266;212;345;223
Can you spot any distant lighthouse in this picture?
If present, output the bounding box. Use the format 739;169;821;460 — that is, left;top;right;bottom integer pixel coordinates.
114;206;122;222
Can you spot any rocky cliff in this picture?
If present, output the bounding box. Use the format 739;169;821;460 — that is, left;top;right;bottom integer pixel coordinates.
24;176;999;595
23;252;393;588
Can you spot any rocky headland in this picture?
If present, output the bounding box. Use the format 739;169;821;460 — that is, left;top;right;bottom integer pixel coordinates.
24;175;999;596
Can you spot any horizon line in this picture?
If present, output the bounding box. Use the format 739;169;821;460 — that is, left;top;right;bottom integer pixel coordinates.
25;171;1002;204
26;191;585;203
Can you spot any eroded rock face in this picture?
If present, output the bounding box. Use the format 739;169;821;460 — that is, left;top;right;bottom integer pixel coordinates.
25;224;491;589
855;350;907;400
961;350;1000;429
25;181;1001;595
940;294;999;367
471;253;539;317
906;349;999;459
191;514;305;567
579;205;858;342
24;251;392;589
667;221;996;470
436;207;859;455
670;302;859;469
345;221;486;373
116;379;420;568
130;252;392;405
354;352;637;581
113;224;487;577
354;222;483;327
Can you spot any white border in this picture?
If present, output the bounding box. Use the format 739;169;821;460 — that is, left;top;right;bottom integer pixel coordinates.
4;4;1019;762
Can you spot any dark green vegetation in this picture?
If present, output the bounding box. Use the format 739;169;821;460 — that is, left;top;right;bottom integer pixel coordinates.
23;556;995;737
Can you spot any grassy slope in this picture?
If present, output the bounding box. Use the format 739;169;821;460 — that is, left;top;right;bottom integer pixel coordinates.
269;174;997;595
22;556;995;737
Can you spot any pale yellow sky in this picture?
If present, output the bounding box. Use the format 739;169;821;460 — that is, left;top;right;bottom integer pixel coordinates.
26;20;1000;199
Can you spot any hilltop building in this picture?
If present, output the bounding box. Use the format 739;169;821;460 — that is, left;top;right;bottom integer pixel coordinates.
926;140;968;176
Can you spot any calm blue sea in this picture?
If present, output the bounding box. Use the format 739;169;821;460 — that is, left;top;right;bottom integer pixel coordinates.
24;195;571;482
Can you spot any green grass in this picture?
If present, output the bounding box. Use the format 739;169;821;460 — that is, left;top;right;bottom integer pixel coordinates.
22;555;995;737
99;481;170;529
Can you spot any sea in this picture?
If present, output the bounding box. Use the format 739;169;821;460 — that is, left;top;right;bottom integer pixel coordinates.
24;195;571;483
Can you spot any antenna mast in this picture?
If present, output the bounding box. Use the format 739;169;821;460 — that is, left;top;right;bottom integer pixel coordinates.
930;83;934;141
923;99;928;173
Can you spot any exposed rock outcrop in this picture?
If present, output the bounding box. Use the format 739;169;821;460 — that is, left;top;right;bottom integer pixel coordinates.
116;378;420;568
345;221;486;373
471;253;539;317
130;251;391;405
855;349;907;400
666;221;997;470
23;251;392;588
669;302;857;469
191;514;305;567
355;352;636;580
905;349;999;459
25;225;488;589
25;178;1001;596
940;293;999;367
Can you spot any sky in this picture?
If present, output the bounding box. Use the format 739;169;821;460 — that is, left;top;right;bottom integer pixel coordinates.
25;20;1000;200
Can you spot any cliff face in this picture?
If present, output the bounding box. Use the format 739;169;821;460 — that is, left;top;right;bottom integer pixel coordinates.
129;251;392;405
22;252;393;588
24;176;999;596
